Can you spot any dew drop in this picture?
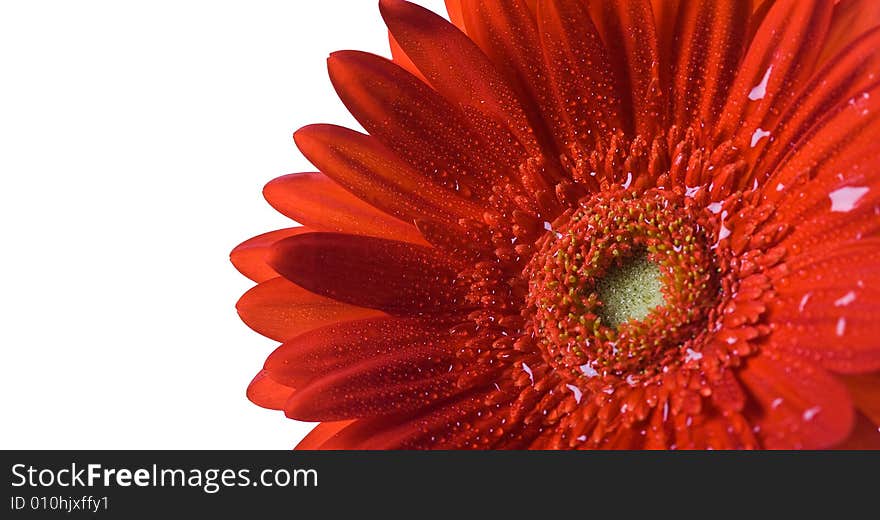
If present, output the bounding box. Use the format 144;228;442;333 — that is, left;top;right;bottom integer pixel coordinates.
622;171;633;189
685;185;701;198
836;317;847;337
834;291;856;307
748;65;773;101
522;362;534;385
750;128;771;147
707;202;723;214
566;384;583;404
579;363;599;378
829;186;869;212
684;348;703;363
577;435;588;442
803;406;821;422
771;397;784;409
798;292;812;312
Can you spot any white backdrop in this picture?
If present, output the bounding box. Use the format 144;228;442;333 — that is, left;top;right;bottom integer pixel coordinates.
0;0;448;449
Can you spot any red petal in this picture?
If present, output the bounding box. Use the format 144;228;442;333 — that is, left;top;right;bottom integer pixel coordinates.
379;0;543;157
230;227;313;283
294;124;481;227
738;351;854;449
269;232;468;317
388;31;428;83
670;0;750;126
266;317;455;385
651;0;681;81
536;0;625;142
311;387;508;449
753;28;880;182
274;318;460;421
236;277;383;342
595;0;665;136
819;0;880;67
246;370;295;411
444;0;466;31
833;412;880;449
458;0;563;154
263;173;426;245
716;0;834;150
768;241;880;373
295;421;356;450
840;373;880;427
327;50;514;202
754;74;880;248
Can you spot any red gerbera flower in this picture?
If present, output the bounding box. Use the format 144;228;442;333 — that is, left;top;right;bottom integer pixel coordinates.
232;0;880;449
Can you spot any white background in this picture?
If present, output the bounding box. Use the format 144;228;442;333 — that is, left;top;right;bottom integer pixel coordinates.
0;0;447;449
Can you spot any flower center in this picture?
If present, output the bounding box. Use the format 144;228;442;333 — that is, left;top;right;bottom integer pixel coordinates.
596;251;665;328
525;189;718;383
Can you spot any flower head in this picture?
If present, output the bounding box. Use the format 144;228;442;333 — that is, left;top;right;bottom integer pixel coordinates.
232;0;880;449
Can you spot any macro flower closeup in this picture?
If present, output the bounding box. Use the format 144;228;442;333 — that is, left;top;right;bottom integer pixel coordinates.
232;0;880;449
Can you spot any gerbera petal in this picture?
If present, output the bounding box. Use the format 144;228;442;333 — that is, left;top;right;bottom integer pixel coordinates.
308;388;510;449
387;31;428;82
752;28;880;180
594;0;665;136
246;370;295;411
269;232;468;317
295;420;356;450
716;0;834;150
293;123;482;227
274;318;461;421
738;352;854;449
756;78;880;239
327;50;516;202
236;277;383;342
444;0;466;31
768;241;880;373
670;0;749;127
834;412;880;449
262;172;426;244
230;227;313;283
536;0;625;144
265;317;456;386
840;373;880;427
819;0;880;67
379;0;544;158
458;0;563;154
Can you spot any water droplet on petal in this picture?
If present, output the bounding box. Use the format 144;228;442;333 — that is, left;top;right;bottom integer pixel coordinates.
829;186;869;212
566;384;583;404
751;128;771;147
748;65;773;101
684;348;703;362
803;406;821;421
836;317;847;337
522;362;534;385
579;363;598;378
799;292;812;312
834;291;856;307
